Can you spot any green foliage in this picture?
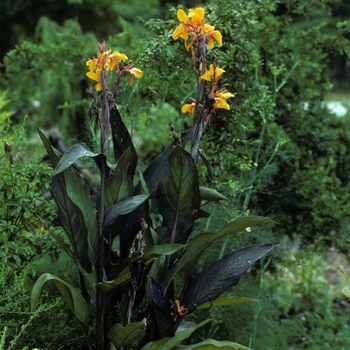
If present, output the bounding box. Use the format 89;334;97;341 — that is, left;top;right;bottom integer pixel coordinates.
261;249;350;349
1;17;96;138
0;102;85;348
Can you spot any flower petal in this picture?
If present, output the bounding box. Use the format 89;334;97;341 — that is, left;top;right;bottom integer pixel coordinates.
211;30;223;46
129;68;143;78
181;103;196;117
177;9;188;22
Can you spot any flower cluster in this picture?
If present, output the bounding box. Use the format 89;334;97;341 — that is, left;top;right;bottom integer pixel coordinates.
173;8;234;119
182;64;234;117
86;41;142;91
172;7;222;50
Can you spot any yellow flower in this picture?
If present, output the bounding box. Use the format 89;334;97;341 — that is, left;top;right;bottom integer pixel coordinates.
205;28;222;48
172;7;222;49
128;67;143;85
86;68;102;91
213;91;234;110
188;7;205;27
181;102;196;117
105;51;128;71
86;59;96;72
200;64;225;82
129;67;143;78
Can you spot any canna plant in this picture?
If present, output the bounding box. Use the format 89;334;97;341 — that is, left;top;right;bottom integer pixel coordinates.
31;7;278;350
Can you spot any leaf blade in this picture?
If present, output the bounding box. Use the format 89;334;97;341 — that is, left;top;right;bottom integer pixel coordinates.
180;242;279;313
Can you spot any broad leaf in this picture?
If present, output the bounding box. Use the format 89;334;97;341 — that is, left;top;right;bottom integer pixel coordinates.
103;194;149;230
199;186;227;201
141;129;190;195
110;106;137;178
98;258;153;303
144;244;187;260
148;276;175;338
197;296;257;310
63;165;99;266
97;266;132;299
180;242;279;313
36;125;61;168
104;147;134;208
51;175;89;268
142;144;172;194
31;273;90;326
37;128;98;266
108;322;146;349
176;339;252;349
165;216;274;286
157;145;200;243
140;319;211;350
53;144;102;175
148;276;172;314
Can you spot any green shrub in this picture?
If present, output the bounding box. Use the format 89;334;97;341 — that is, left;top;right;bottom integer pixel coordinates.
0;98;83;348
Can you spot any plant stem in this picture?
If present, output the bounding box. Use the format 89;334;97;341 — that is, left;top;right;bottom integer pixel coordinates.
190;38;207;162
96;73;109;350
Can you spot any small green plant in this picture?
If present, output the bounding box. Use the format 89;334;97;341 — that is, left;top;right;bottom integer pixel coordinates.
31;6;278;350
262;247;350;349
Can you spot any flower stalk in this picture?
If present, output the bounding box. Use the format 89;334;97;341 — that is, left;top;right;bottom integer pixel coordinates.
172;7;234;162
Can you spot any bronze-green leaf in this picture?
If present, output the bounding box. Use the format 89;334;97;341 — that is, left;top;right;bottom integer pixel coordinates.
108;322;146;349
176;339;252;349
140;319;211;350
144;243;187;260
157;145;200;244
31;273;90;326
104;147;134;208
165;216;274;285
197;296;257;310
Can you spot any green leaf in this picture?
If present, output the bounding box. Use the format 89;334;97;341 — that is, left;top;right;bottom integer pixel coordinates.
36;125;60;168
97;266;132;298
108;322;146;349
197;296;257;310
103;194;149;230
157;145;200;243
165;216;273;285
176;339;253;349
104;147;134;208
140;319;211;350
199;186;227;201
36;127;98;266
217;216;275;238
51;175;89;267
180;243;279;313
52;144;100;175
31;273;90;326
144;243;187;260
64;165;99;266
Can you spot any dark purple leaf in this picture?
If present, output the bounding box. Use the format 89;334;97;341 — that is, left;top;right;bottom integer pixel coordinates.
110;106;137;178
180;242;279;313
156;145;201;244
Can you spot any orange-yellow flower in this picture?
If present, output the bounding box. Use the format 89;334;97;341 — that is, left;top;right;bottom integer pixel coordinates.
181;102;196;117
86;43;142;91
203;26;222;48
187;7;205;27
127;67;143;85
200;64;225;82
86;68;102;91
172;7;222;49
105;51;128;71
213;91;234;110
